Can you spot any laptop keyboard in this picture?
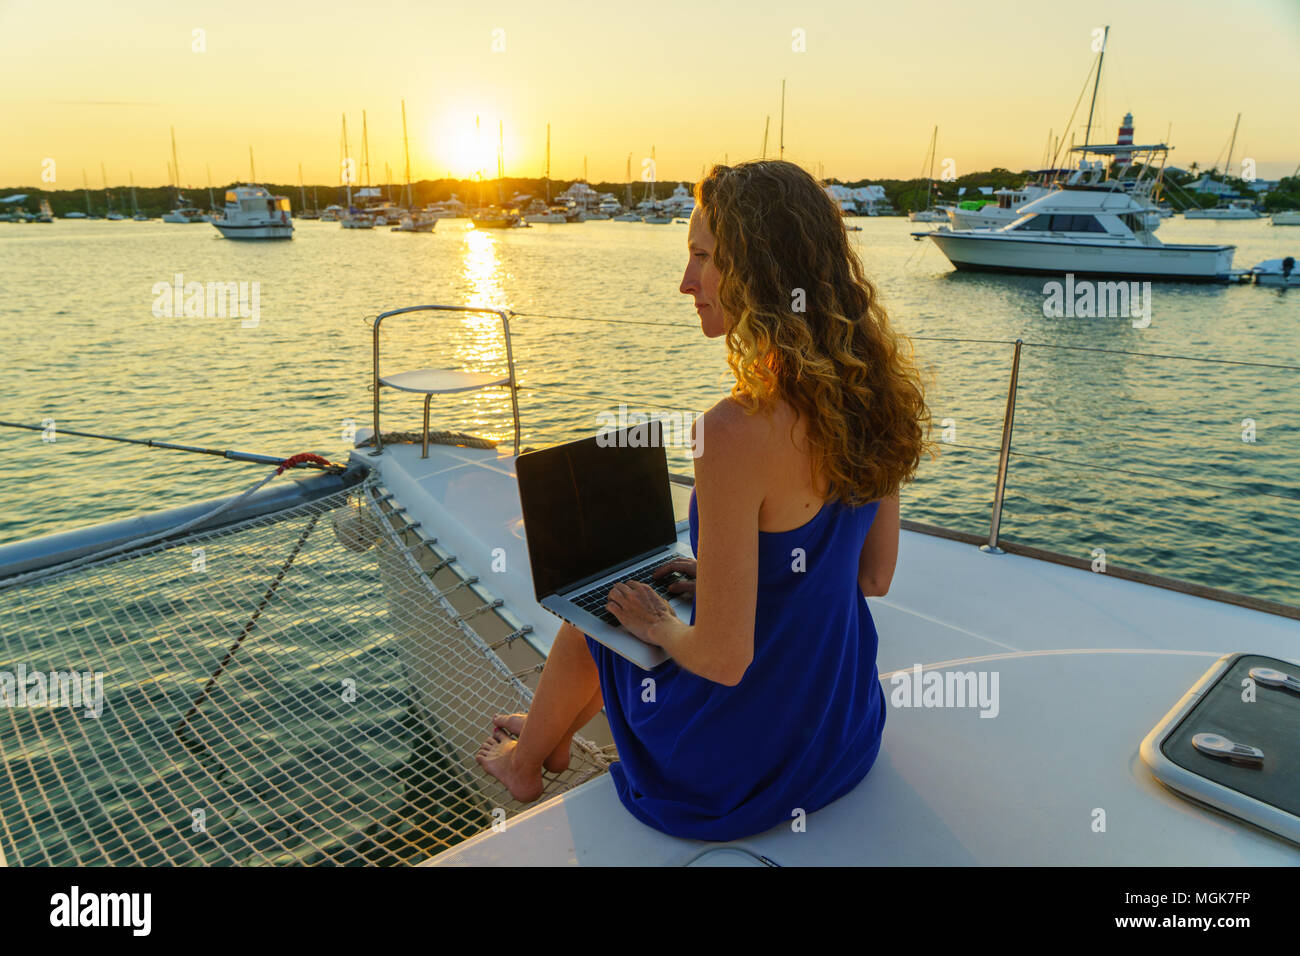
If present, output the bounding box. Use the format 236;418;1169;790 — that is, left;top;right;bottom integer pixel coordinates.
569;561;684;628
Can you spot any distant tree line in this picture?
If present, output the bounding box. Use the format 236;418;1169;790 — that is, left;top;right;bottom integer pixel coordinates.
5;167;1296;217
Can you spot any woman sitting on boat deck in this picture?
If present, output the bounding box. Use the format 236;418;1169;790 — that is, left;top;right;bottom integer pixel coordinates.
478;159;933;842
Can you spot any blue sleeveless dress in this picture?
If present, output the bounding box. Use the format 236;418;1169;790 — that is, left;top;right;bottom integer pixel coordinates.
584;486;886;842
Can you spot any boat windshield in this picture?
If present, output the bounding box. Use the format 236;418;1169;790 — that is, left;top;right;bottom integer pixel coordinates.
1014;213;1107;233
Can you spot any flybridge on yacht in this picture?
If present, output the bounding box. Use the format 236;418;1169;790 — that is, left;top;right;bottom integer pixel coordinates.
915;143;1238;282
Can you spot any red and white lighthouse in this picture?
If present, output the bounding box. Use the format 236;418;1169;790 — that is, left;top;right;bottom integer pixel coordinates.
1115;111;1134;169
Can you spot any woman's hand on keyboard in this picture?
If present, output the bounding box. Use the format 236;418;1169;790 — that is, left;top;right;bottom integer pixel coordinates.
606;581;678;647
653;558;697;598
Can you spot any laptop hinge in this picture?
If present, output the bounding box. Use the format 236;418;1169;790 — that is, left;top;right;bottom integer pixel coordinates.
556;544;679;597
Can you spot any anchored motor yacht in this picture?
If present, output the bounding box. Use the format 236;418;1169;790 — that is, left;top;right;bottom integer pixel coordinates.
210;184;294;240
1185;198;1260;220
947;181;1058;230
916;146;1235;282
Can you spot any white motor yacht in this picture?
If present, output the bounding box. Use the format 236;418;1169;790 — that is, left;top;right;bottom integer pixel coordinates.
948;182;1058;230
1269;210;1300;226
211;184;294;240
916;146;1235;282
1185;199;1260;220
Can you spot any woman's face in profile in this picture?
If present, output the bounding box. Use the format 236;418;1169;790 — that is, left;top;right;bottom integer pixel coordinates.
681;208;727;338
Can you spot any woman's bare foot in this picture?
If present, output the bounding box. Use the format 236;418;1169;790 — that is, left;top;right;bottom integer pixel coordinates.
492;713;571;774
475;736;545;803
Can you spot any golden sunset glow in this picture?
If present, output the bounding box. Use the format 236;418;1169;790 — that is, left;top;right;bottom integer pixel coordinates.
1;0;1298;187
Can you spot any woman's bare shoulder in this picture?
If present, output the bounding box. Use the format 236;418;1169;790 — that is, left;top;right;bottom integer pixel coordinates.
699;397;775;448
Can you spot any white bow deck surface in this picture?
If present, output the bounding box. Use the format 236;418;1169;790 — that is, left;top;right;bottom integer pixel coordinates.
357;432;1300;866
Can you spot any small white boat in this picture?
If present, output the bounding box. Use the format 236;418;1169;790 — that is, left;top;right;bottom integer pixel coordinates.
341;211;375;229
1269;210;1300;226
319;205;343;222
612;212;642;222
364;202;404;226
1249;257;1298;287
391;214;436;233
162;196;207;223
523;200;567;224
641;204;673;224
1185;199;1260;220
211;184;294;240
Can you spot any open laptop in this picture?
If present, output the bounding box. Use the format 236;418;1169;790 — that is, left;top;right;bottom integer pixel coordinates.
516;422;694;670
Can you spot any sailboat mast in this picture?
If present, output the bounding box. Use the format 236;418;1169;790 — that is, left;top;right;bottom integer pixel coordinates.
1224;112;1241;178
101;162;111;214
626;153;632;206
1083;24;1108;152
926;126;937;210
170;126;182;205
299;163;306;210
401;99;413;208
497;121;505;204
130;171;139;215
545;123;551;204
762;116;770;159
362;110;370;187
249;147;255;183
342;114;352;206
779;79;786;160
83;169;91;216
206;164;214;209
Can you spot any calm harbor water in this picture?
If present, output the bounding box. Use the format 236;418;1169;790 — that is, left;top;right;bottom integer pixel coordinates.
2;214;1298;606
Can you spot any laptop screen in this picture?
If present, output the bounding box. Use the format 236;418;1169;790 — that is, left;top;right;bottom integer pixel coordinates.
517;424;677;600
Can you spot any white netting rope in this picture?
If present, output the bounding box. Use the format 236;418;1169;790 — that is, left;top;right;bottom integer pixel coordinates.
0;469;611;865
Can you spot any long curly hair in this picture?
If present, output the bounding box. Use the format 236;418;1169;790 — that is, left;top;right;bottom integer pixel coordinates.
696;160;934;507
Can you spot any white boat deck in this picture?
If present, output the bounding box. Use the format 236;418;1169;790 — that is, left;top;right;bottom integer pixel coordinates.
359;436;1299;865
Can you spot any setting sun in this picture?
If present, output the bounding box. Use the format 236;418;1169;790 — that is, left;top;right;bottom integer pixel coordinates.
427;110;503;182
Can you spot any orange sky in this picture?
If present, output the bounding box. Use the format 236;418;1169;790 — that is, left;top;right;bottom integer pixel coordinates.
2;0;1298;188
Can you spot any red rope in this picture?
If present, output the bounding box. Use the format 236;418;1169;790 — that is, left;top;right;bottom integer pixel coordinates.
275;452;335;475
